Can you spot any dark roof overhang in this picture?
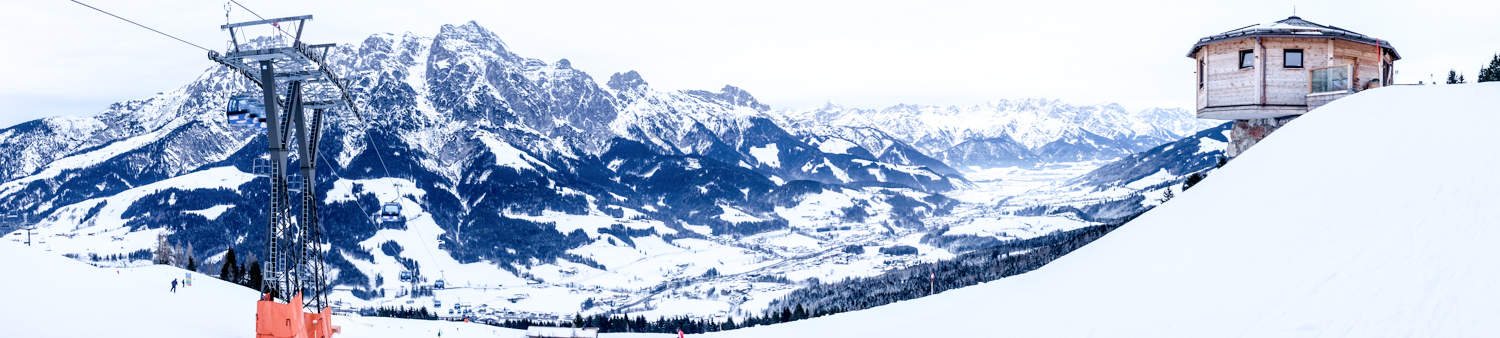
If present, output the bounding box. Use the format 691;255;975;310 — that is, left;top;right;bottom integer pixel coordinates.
1186;16;1400;61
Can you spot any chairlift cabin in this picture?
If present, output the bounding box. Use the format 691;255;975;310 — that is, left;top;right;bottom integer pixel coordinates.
379;202;404;223
225;93;266;126
251;157;271;177
286;172;304;193
434;279;446;289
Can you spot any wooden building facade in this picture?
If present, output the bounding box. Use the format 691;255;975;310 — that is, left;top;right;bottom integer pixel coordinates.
1188;16;1399;156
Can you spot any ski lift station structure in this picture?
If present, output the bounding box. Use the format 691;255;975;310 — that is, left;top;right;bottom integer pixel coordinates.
208;13;362;338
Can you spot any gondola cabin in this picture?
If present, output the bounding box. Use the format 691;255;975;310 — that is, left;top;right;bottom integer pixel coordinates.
379;202;404;223
226;94;266;127
1189;16;1398;156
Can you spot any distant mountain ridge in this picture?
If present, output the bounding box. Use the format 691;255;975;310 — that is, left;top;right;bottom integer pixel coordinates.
775;100;1214;169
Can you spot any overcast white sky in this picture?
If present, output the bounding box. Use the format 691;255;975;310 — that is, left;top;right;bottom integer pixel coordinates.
2;0;1496;128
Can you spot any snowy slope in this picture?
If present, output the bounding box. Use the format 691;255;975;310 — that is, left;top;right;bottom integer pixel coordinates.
0;241;256;338
676;83;1500;336
0;240;520;338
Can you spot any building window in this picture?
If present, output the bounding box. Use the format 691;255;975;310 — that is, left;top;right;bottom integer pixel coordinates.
1198;59;1205;88
1383;61;1393;83
1239;50;1254;69
1284;49;1303;68
1310;65;1352;94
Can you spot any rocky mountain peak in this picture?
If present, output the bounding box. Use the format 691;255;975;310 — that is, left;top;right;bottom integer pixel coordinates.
607;70;648;91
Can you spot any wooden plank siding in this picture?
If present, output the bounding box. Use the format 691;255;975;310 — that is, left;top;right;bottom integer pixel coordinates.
1201;38;1258;107
1261;38;1327;105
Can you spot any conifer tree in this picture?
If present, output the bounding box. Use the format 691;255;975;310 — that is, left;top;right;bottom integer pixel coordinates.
219;248;237;281
238;252;256;285
1481;53;1500;82
247;261;263;291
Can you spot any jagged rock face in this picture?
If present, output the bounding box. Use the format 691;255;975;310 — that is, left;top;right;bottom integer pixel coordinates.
607;71;648;91
0;117;106;180
416;22;617;154
604;68;960;191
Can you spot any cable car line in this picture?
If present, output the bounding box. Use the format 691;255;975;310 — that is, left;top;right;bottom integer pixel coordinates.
67;0;213;52
316;149;376;226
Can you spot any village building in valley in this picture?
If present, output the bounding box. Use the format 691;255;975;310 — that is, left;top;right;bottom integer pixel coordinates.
1189;16;1399;156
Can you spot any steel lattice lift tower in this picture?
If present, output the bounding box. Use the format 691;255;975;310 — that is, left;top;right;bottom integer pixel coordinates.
209;14;360;338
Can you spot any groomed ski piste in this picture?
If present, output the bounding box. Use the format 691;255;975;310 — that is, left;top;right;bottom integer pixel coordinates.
3;83;1497;337
0;240;520;338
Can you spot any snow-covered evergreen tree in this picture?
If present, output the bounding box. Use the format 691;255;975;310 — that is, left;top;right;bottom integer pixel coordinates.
1479;54;1500;83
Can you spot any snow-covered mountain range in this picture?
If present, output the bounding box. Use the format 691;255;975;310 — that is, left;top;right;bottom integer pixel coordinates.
0;21;1214;320
776;101;1215;169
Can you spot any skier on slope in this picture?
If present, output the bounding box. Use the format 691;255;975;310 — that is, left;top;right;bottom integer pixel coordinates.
170;279;178;293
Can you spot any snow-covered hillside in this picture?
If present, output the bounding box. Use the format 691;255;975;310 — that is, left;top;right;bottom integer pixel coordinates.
0;240;522;338
676;83;1500;336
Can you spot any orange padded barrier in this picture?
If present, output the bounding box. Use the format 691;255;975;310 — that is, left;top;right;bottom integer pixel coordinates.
255;293;339;338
